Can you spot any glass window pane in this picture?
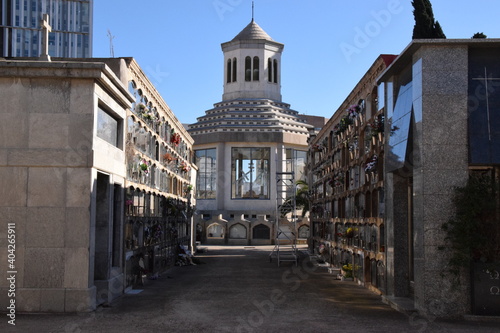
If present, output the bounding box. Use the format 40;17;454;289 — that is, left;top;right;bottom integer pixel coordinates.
468;48;500;164
97;107;118;147
232;148;269;199
195;148;217;199
387;82;413;172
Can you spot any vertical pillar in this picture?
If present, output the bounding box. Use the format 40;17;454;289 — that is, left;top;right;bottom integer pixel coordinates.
217;142;226;211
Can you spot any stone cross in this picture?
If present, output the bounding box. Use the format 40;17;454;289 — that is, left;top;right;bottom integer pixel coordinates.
39;13;51;61
472;67;500;141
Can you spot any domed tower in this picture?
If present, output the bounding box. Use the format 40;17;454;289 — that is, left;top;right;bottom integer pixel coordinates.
221;19;284;102
188;20;313;246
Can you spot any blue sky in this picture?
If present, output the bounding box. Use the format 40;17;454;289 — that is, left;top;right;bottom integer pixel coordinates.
93;0;500;125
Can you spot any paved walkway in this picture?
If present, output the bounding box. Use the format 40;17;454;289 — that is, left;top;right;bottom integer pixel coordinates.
4;246;500;332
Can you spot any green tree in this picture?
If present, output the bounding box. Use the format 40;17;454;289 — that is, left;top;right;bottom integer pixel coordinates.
412;0;446;39
441;175;500;277
472;32;487;39
280;180;310;218
295;180;310;217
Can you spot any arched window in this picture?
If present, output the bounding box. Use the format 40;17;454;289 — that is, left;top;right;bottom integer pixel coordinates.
127;116;135;142
365;191;372;217
377;261;385;291
137;126;147;153
151;165;156;189
252;224;270;239
245;56;251;81
298;225;310;238
354;254;363;281
207;223;224;238
146;131;153;157
268;58;272;82
370;259;377;285
229;224;247;239
273;59;278;83
372;190;378;217
136;190;145;216
253;56;259;81
232;57;237;82
227;59;232;83
128;80;137;97
379;224;385;251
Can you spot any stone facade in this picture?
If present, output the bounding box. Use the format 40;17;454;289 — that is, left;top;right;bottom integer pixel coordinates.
0;59;131;312
309;55;397;293
189;20;316;245
0;57;195;312
311;38;500;318
379;40;485;317
117;58;195;290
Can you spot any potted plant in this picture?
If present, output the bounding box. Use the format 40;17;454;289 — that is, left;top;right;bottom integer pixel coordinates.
180;161;191;173
163;152;176;164
364;155;378;173
135;103;147;114
170;132;181;146
139;159;149;173
341;263;354;281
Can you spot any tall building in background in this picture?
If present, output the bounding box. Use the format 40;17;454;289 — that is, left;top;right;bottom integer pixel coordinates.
0;0;92;58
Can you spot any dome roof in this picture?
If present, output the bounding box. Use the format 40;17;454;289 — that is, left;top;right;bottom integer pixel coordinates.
232;20;273;41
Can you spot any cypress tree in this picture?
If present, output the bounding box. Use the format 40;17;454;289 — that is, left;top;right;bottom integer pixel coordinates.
412;0;446;39
433;20;446;38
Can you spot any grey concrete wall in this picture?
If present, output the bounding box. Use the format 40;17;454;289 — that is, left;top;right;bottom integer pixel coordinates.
0;61;130;312
0;75;96;312
413;45;470;317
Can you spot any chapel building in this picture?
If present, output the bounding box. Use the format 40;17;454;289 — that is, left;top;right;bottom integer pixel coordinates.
188;19;314;245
